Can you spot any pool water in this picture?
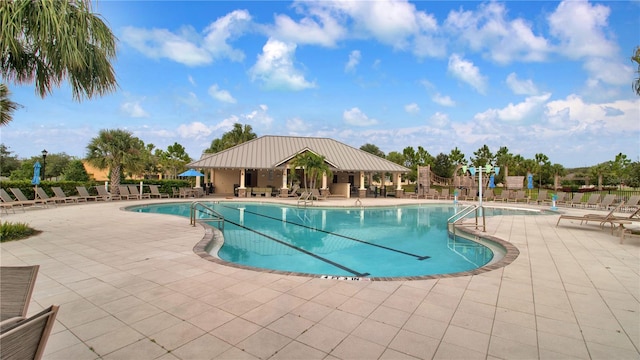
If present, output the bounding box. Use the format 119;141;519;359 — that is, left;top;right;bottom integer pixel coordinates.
129;202;529;278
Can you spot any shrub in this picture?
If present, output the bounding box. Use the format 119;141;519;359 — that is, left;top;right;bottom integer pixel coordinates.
1;222;40;242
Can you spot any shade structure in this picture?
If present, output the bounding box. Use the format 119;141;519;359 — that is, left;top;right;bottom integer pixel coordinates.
31;161;41;185
527;173;533;189
178;169;204;177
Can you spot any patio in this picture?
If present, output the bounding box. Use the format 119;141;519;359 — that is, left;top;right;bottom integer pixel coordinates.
1;198;638;359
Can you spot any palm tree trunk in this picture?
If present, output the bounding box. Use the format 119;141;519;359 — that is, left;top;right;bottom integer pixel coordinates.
111;165;121;194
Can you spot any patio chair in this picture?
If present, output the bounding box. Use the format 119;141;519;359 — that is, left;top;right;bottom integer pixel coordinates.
567;193;583;207
149;185;170;198
556;201;625;227
117;185;138;200
75;186;101;201
278;184;300;198
94;186;113;201
508;190;527;203
580;193;601;209
127;184;150;200
425;188;439;199
35;187;64;206
0;265;39;326
11;188;49;208
0;305;59;360
530;190;548;205
597;194;616;210
52;187;84;204
494;190;510;202
554;192;568;206
437;188;450;200
0;189;29;213
623;195;640;212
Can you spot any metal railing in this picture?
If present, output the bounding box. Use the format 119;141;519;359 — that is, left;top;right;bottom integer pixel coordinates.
190;201;224;231
447;204;486;238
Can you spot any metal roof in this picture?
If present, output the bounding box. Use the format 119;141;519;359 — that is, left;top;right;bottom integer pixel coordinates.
188;135;409;172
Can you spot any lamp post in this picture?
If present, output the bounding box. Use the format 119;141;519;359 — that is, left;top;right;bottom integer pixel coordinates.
462;164;500;208
41;149;48;180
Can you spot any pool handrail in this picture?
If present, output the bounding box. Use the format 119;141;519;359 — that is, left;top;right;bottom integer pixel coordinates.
190;201;224;231
448;204;486;237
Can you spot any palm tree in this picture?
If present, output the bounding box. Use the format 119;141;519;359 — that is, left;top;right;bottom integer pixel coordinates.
633;46;640;96
85;129;144;194
1;0;117;101
0;83;21;126
205;123;257;153
290;152;332;192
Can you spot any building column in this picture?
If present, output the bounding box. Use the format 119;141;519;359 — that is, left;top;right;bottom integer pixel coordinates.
358;171;367;198
238;169;247;197
195;173;201;188
280;167;289;197
395;172;404;198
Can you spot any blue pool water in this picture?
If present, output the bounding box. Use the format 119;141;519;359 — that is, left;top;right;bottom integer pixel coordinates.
128;202;533;278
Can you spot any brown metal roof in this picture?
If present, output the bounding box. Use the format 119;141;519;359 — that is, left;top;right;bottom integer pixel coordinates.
188;135;409;172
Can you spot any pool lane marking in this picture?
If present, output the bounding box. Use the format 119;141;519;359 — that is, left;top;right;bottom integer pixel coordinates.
223;218;370;278
217;204;430;261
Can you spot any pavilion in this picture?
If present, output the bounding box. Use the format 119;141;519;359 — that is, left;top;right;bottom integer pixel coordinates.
186;135;410;198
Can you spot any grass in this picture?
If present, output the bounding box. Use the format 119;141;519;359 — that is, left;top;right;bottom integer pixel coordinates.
1;222;41;242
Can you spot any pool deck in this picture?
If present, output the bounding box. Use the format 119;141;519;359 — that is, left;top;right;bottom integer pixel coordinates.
1;197;638;359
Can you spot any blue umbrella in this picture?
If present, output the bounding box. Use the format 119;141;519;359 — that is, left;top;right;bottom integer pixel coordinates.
527;173;533;189
31;161;41;185
178;169;204;177
489;174;496;189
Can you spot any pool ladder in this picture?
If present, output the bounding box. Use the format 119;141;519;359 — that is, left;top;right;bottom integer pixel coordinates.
447;204;485;238
190;201;224;231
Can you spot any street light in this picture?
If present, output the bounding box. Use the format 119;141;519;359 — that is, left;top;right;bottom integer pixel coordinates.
462;164;500;208
41;149;48;180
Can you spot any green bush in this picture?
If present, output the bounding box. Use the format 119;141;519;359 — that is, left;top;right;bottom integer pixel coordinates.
1;222;40;242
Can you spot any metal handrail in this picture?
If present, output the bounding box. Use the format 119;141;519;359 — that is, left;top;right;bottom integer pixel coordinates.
447;204;486;238
190;201;224;231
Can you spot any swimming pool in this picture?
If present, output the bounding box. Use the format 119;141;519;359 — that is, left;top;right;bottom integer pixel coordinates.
129;202;526;279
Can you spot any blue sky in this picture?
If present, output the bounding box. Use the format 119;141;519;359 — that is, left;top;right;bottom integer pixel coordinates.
3;0;639;168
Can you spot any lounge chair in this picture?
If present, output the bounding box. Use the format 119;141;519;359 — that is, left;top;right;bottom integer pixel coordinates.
149;185;170;198
530;190;548;205
437;188;450;200
117;185;138;200
597;194;616;210
94;186;113;201
508;190;527;203
567;193;583;207
623;195;640;212
425;188;439;199
0;305;59;360
11;188;49;208
278;184;300;198
554;192;568;206
34;187;64;206
127;184;150;200
51;187;83;204
556;201;625;227
1;265;39;327
580;193;601;209
0;189;29;213
483;189;495;201
75;186;101;201
310;188;328;200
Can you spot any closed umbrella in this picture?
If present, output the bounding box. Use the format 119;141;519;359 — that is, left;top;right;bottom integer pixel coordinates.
32;161;41;186
488;174;496;189
527;173;534;199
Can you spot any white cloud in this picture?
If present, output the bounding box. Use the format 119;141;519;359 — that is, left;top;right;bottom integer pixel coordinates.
188;76;196;86
432;93;455;107
345;50;361;73
428;112;449;127
545;95;639;132
548;0;616;60
120;101;149;118
506;73;538;95
121;10;250;66
447;54;487;94
286;117;312;134
343;107;378;126
445;2;549;64
405;103;420;114
248;38;316;91
475;93;551;122
268;10;346;47
244;104;273;127
176;121;212;139
208;84;236;103
202;10;251;62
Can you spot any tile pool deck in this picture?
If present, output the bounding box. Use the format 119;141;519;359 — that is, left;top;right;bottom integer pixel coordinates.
1;197;638;359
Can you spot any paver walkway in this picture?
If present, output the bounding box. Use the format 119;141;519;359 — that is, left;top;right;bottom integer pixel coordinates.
1;198;638;359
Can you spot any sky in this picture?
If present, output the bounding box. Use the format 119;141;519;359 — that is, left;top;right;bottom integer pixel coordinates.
2;0;639;168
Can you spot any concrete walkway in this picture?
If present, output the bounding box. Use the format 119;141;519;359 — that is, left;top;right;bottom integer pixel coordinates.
1;197;638;359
